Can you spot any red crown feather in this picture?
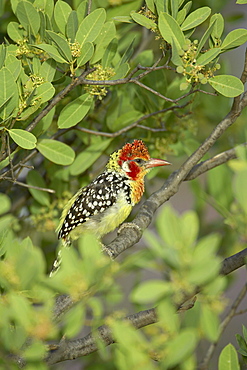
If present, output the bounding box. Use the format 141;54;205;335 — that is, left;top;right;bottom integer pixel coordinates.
119;140;150;162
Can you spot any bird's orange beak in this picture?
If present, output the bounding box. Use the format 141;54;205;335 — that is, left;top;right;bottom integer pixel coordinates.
145;158;171;169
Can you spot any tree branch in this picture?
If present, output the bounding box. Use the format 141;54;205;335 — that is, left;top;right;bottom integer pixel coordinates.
47;308;157;365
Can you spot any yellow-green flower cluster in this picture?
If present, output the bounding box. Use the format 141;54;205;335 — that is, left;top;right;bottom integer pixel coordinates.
176;40;220;89
70;41;81;58
85;64;115;100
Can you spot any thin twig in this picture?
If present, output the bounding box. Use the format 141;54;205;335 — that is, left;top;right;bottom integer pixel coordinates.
4;177;55;193
184;143;247;181
87;0;92;15
234;309;247;316
133;80;176;102
0;150;37;180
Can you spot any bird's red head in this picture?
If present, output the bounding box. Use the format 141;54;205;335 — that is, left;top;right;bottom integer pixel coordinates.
118;140;170;181
119;140;150;162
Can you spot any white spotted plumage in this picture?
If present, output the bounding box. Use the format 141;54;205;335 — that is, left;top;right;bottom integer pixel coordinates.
57;170;132;244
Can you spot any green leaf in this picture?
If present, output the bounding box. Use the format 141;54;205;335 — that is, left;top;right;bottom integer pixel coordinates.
112;63;129;79
33;0;54;19
0;67;19;120
76;8;106;46
66;10;78;42
118;38;135;66
111;110;142;131
46;30;72;62
182;1;192;17
233;169;247;214
197;48;221;66
94;21;116;48
145;0;155;13
196;18;217;56
193;234;221;264
130;12;156;29
156;205;183;248
207;165;233;208
221;29;247;51
5;54;22;80
210;13;224;40
26;170;50;206
23;341;47;361
236;334;247;354
33;107;55;137
243;325;247;343
181;210;199;247
181;7;211;31
77;42;94;67
177;8;187;25
0;194;11;215
131;280;171;304
37;139;75;165
63;303;85;338
76;0;87;24
8;129;37;149
54;0;72;35
166;329;197;367
102;38;118;68
19;104;42;121
32;57;41;75
236;0;247;3
188;257;220;285
208;75;244;97
16;1;40;36
7;21;25;42
35;82;55;103
0;44;6;70
171;0;179;19
35;44;68;64
58;94;93;129
91;21;116;64
112;16;133;23
171;37;183;66
201;305;219;342
69;139;112;176
218;344;240;370
155;0;166;14
159;12;186;51
39;59;56;82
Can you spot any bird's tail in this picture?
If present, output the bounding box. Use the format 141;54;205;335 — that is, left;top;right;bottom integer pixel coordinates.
49;238;70;277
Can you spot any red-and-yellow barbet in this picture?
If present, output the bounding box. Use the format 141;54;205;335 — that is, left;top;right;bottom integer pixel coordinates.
50;140;170;274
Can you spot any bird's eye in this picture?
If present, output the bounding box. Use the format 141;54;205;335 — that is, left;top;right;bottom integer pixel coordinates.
134;158;144;165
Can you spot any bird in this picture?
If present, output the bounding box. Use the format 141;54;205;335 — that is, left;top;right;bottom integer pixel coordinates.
50;140;170;275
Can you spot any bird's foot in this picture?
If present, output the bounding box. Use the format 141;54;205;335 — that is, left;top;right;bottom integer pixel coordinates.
117;222;142;235
101;242;115;260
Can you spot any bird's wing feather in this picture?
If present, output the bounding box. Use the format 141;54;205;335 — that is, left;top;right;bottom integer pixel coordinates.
57;172;130;239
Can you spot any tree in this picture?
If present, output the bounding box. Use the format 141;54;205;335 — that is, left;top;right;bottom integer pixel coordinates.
0;0;247;368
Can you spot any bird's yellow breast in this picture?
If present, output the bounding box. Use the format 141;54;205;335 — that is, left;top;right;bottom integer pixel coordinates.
69;190;132;240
